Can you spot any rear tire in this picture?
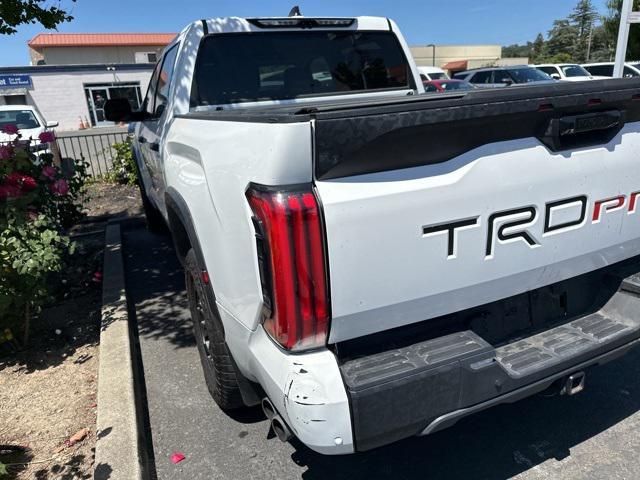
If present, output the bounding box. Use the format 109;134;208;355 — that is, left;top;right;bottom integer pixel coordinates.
132;152;165;232
138;180;165;233
184;249;245;410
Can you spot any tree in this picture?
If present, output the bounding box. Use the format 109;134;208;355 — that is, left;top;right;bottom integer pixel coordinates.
603;0;640;61
532;33;545;61
589;24;613;61
502;42;533;58
546;19;579;60
570;0;598;62
0;0;75;35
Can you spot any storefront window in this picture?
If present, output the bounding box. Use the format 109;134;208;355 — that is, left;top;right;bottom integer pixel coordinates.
84;83;142;127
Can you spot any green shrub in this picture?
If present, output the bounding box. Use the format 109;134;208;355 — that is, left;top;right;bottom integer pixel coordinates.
105;138;137;185
0;127;89;345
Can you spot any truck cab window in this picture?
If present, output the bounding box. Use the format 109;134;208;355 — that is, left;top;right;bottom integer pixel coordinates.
154;44;179;117
192;31;413;106
143;62;161;116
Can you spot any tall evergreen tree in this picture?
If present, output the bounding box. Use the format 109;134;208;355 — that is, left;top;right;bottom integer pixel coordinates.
546;19;579;60
532;33;545;62
570;0;598;62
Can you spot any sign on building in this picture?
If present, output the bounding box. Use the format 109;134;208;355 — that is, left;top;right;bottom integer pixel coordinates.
0;74;32;89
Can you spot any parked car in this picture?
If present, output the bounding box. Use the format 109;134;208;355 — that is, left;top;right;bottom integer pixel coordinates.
0;105;58;143
534;63;608;81
423;79;474;92
453;65;556;88
106;15;640;456
582;62;640;78
417;66;449;81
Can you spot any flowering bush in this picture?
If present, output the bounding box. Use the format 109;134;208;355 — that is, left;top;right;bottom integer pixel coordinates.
0;126;89;344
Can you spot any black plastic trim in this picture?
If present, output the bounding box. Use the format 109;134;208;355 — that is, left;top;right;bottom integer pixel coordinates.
164;187;260;406
423;337;640;436
313;79;640;180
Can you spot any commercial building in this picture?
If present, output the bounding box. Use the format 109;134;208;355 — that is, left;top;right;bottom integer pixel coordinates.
0;33;175;130
410;44;528;74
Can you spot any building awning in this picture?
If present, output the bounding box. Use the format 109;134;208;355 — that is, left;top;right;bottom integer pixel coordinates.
442;60;468;71
28;33;176;48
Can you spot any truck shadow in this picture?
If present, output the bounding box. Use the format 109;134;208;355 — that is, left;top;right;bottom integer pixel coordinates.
291;347;640;480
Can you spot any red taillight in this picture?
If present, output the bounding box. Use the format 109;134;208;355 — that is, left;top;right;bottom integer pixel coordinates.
246;185;330;351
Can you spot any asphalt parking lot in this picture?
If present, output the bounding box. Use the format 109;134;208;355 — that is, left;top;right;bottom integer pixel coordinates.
123;227;640;480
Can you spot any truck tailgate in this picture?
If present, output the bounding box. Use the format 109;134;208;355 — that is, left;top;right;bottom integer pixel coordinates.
313;80;640;343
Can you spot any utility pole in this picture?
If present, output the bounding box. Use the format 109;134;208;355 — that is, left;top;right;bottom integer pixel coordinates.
426;44;436;66
614;0;634;77
586;21;593;62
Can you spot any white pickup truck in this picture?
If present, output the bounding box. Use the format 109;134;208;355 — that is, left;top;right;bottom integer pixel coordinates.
105;15;640;455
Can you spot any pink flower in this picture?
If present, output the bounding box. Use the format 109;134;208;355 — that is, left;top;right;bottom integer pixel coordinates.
5;172;37;192
0;145;12;160
50;178;69;196
0;184;22;199
21;175;37;191
1;124;18;135
39;131;56;143
170;453;185;464
42;165;57;180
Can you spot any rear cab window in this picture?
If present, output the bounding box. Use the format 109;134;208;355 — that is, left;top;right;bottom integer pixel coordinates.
191;31;414;107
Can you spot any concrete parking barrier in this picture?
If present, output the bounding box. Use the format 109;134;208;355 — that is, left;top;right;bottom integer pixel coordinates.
94;222;143;480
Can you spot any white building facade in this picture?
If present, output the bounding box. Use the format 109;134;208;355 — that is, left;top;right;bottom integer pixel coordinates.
0;65;154;130
0;33;174;131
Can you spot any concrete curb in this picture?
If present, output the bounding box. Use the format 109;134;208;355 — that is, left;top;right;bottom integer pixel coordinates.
94;222;143;480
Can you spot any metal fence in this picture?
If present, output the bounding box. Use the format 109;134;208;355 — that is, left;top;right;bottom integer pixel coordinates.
56;130;131;178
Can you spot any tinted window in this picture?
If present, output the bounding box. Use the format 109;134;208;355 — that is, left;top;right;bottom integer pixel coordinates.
624;66;640;77
424;84;439;92
154;44;179;117
144;62;162;116
537;66;559;76
584;65;613;76
561;65;590;77
470;71;492;84
506;68;551;83
0;110;40;129
452;72;469;80
429;72;448;80
192;32;412;106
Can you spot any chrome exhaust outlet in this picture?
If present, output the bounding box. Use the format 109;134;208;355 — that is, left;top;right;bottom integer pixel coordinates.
261;397;292;442
271;416;292;442
261;397;276;420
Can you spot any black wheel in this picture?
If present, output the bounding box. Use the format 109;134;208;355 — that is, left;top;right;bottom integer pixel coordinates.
137;179;165;233
132;151;165;233
185;249;245;410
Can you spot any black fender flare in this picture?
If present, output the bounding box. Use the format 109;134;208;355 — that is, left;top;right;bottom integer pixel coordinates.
164;187;261;406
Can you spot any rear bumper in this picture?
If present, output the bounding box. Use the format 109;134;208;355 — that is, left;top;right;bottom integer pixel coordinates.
340;273;640;452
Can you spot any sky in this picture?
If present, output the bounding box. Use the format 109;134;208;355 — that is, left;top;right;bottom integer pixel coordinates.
0;0;611;67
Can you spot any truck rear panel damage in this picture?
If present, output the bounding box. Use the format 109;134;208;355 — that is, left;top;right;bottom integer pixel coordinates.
337;257;640;452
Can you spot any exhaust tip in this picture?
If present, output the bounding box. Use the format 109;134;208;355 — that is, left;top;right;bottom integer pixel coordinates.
261;397;276;421
271;417;292;442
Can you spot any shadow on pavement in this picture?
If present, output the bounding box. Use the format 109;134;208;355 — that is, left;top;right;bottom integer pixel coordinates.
123;229;195;350
124;226;640;480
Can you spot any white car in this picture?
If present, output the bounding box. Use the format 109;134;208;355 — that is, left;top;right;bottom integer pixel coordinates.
582;62;640;78
0;105;58;141
106;15;640;456
535;63;608;81
417;65;449;81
